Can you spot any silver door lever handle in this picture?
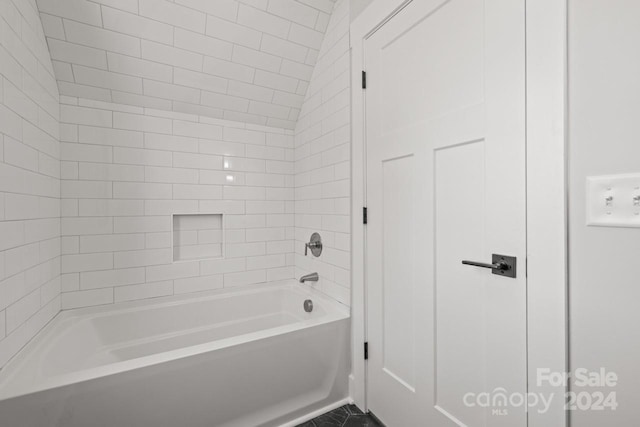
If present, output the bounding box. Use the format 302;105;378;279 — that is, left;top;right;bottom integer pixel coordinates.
461;254;517;278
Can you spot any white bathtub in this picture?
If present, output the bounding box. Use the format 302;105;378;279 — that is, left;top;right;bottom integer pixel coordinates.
0;281;350;427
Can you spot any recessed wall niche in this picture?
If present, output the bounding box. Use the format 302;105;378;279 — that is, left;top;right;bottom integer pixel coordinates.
172;214;224;262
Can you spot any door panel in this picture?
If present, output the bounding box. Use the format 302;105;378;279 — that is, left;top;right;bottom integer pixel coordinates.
365;0;527;426
381;154;416;391
434;139;487;425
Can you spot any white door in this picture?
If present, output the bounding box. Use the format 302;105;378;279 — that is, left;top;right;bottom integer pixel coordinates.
364;0;527;426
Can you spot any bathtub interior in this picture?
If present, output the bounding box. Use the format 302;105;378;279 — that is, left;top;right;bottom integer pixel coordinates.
0;282;349;402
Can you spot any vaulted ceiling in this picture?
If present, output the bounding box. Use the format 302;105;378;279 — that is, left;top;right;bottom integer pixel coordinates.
36;0;336;129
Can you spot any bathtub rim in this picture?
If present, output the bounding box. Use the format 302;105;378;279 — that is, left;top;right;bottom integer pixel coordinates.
0;280;349;401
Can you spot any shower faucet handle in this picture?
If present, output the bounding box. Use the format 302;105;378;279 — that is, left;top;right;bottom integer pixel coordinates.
304;232;323;257
305;241;320;255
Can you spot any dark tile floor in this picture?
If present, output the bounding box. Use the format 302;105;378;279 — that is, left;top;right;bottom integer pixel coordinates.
296;404;385;427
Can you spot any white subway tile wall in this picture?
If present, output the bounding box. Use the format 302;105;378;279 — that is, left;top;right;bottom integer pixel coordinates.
294;0;350;305
59;98;295;309
0;0;61;367
36;0;338;129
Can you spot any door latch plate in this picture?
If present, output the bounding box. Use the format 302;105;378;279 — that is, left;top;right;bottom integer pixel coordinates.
492;254;517;278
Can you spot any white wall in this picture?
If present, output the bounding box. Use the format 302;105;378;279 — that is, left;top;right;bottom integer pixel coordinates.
569;1;640;425
294;0;351;305
0;0;61;367
59;98;295;308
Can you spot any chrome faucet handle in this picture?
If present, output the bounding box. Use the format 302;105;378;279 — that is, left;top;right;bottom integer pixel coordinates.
304;232;322;257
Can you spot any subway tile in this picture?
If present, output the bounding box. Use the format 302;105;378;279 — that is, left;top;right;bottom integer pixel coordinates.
145;232;171;249
78;125;143;148
237;4;290;39
227;80;274;104
78;199;144;217
201;91;249;114
173;120;223;140
200;170;245;186
139;0;206;33
267;0;319;29
79;163;145;182
64;19;141;57
226;242;265;258
223;269;266;287
175;0;238;21
102;6;174;45
113;112;172;134
145;166;198;184
173;152;222;170
113;216;171;233
223;186;265;201
173;28;232;60
3;194;39;221
80;268;146;290
62;288;113;309
114;281;173;302
145;133;199;153
205;15;260;49
144;80;200;104
173;184;222;200
114;248;171;268
254;70;298;93
107;53;174;83
39;13;65;40
231;45;281;73
80;234;145;253
198;140;245;157
4;138;39;172
62;181;113;199
37;0;102;26
62;217;113;235
202;56;254;83
224;127;265;145
288;23;324;50
200;257;246;276
89;0;139;14
61;237;79;255
113;182;172;199
198;200;245;214
61;105;112;127
174;274;223;294
114;147;172;167
112;91;172;111
62;253;113;273
266;266;294;282
146;262;199;282
260;34;308;63
141;40;203;72
58;82;112;102
144;200;199;216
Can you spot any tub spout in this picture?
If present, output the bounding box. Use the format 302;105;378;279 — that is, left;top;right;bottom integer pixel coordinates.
299;272;319;283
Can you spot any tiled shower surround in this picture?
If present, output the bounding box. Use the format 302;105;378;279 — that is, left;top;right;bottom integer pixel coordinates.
59;99;296;308
294;0;351;305
0;0;353;368
0;0;61;366
59;0;353;310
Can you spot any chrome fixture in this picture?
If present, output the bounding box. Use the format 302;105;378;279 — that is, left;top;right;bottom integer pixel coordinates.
303;299;314;313
299;272;319;283
462;254;517;278
304;232;323;257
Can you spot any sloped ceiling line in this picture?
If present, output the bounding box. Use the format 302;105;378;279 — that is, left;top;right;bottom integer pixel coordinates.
36;0;337;129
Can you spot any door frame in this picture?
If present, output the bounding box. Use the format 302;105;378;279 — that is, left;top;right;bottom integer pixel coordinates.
349;1;569;426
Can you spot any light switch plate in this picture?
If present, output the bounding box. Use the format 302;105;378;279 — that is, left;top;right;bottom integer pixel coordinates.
587;173;640;228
